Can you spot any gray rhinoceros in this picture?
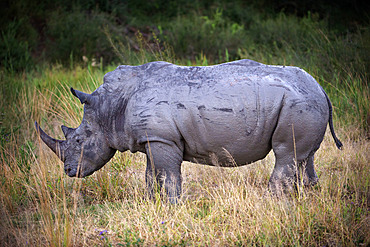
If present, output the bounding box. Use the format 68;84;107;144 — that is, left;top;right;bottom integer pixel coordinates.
35;59;342;201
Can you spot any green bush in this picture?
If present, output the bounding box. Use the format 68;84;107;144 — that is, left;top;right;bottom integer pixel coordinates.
239;12;368;81
248;13;320;51
161;9;246;62
0;19;36;72
45;8;121;65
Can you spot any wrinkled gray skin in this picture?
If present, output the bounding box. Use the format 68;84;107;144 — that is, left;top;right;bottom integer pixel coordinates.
35;59;343;202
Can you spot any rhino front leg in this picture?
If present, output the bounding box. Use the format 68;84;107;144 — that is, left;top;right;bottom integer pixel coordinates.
145;141;183;203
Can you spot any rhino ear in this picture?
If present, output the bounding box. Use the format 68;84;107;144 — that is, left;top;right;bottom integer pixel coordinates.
61;125;75;138
70;87;94;105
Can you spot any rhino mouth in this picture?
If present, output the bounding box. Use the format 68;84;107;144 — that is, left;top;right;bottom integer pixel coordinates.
64;164;80;177
64;164;95;178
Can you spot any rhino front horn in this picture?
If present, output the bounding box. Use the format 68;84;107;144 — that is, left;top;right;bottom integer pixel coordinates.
35;121;65;161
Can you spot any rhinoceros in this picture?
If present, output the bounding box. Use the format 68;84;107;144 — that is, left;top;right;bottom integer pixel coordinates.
35;59;342;201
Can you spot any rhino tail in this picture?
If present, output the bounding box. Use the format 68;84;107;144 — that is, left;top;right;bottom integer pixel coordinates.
323;90;343;150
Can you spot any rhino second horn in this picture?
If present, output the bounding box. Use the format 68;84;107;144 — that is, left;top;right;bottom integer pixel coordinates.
35;121;65;161
61;125;75;138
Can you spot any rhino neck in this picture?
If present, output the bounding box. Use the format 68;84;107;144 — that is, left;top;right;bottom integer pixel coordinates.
106;117;131;152
95;67;142;153
95;90;131;153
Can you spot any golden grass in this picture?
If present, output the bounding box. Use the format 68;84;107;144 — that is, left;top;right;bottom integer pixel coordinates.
2;130;369;246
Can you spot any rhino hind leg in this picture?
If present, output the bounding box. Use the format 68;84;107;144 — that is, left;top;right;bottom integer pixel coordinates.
301;154;319;187
268;153;298;196
145;141;183;203
269;128;324;195
269;98;327;196
269;153;318;195
269;131;324;196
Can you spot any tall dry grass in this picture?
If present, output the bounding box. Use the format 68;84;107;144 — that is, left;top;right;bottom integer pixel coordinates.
0;64;369;246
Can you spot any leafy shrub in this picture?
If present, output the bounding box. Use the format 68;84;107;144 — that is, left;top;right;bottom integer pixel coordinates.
45;8;121;65
248;13;319;51
161;9;246;62
106;29;176;65
0;19;36;72
241;12;368;82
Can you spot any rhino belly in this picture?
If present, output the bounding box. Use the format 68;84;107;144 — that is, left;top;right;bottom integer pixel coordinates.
183;141;272;167
179;109;275;166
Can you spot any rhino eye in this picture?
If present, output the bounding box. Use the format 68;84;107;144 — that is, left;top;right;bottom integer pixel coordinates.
76;139;80;143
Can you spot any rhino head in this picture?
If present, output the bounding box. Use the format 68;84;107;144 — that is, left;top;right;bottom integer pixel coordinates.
35;88;116;177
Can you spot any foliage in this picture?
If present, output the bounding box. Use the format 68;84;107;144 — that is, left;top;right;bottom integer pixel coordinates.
105;29;177;65
161;9;246;62
0;19;36;72
45;8;120;66
0;0;369;69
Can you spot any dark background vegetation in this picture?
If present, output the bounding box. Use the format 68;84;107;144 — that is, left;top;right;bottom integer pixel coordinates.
1;0;369;70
